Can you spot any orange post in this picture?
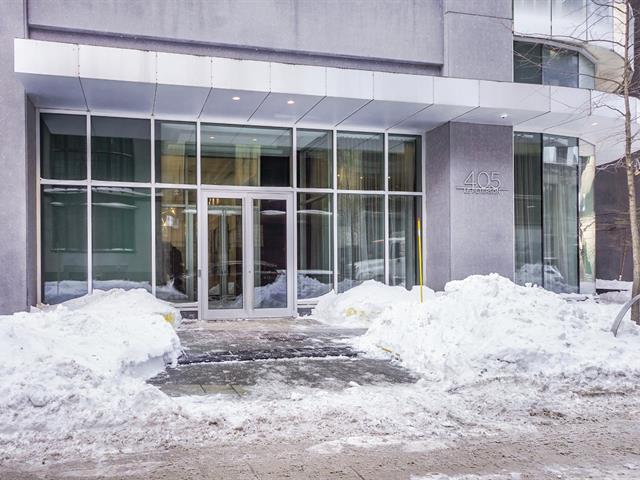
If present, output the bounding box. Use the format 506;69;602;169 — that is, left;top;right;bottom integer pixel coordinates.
417;217;424;303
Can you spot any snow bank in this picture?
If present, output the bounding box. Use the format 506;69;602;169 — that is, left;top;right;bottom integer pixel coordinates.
313;274;640;387
0;289;181;437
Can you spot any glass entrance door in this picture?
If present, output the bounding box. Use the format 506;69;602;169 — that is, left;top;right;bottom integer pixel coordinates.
201;191;294;319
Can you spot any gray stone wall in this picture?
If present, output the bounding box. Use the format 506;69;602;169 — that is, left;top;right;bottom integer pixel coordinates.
27;0;445;73
426;122;514;290
443;0;513;81
0;0;35;314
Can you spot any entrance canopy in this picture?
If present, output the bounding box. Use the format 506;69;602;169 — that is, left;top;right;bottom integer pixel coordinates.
14;38;639;164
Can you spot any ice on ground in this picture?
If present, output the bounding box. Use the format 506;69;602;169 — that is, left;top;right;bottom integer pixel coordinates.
596;278;632;290
313;274;640;388
0;289;182;439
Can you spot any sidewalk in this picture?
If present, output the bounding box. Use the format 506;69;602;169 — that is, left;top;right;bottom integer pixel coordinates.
149;318;418;397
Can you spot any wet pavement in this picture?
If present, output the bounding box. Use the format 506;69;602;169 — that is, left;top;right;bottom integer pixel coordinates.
149;318;418;396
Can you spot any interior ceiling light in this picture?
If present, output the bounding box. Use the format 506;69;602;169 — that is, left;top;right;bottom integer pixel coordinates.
252;138;257;142
209;136;215;139
591;122;599;126
500;113;509;119
232;96;240;101
287;99;295;105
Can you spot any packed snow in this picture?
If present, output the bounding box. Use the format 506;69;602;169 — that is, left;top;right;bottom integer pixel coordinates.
313;274;640;388
0;289;182;448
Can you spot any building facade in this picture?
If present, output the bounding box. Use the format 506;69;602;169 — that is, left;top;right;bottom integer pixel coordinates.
0;0;635;318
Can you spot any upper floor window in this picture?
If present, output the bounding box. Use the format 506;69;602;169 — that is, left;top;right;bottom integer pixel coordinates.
514;41;595;89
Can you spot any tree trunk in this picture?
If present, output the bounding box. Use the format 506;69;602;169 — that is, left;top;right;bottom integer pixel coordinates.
622;1;640;324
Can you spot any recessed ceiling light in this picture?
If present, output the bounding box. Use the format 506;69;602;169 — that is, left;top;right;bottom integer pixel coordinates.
500;113;509;119
591;122;599;126
232;96;240;101
287;99;295;105
252;138;257;142
209;136;215;139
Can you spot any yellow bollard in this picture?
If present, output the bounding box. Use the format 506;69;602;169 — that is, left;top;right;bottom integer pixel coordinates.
417;217;424;303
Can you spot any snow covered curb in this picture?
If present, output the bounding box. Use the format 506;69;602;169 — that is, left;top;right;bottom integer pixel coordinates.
0;289;182;437
313;274;640;389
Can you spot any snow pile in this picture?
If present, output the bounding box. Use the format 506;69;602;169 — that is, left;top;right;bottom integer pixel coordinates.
313;274;640;387
313;280;426;327
0;289;182;437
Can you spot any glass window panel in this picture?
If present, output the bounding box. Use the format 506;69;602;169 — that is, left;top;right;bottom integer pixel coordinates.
389;196;421;289
337;194;384;292
40;114;87;180
297;193;333;299
297;129;332;189
41;186;87;303
514;132;543;287
337;132;383;191
514;41;543;84
207;197;243;309
578;54;595;89
91;117;151;182
92;187;151;291
551;0;587;40
389;135;421;192
156;189;197;303
543;46;579;87
514;0;551;36
155;121;196;184
254;199;288;309
579;145;596;293
543;134;579;293
201;124;291;186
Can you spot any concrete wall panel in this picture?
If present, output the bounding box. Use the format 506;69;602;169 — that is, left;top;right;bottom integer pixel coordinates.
0;0;30;313
449;123;514;280
425;123;451;290
28;0;445;67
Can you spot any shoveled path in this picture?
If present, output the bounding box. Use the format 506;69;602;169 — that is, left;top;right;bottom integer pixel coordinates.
149;318;418;397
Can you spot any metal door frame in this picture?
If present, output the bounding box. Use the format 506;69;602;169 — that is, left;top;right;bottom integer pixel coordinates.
199;188;295;320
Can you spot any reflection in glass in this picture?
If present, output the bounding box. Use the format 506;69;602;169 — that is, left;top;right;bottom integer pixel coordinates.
41;186;87;303
337;132;384;190
91;117;151;182
297;129;332;188
338;194;384;292
552;0;587;40
156;189;197;303
514;132;543;287
543;47;579;88
543;135;579;293
201;124;291;186
254;199;288;309
297;193;333;299
389;196;421;288
389;135;421;192
92;187;151;291
208;198;243;309
514;41;543;85
579;143;596;293
155;121;196;184
513;0;551;36
40;114;86;180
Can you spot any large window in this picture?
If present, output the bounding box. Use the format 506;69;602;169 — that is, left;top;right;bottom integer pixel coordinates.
514;132;588;294
155;121;196;184
92;187;152;291
156;189;197;302
514;41;595;89
297;193;333;299
41;186;88;304
40;114;86;180
337;132;384;190
39;114;424;305
201;124;291;186
91;117;151;182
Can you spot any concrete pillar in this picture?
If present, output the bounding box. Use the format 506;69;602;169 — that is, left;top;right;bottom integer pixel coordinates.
425;122;514;290
0;1;37;313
